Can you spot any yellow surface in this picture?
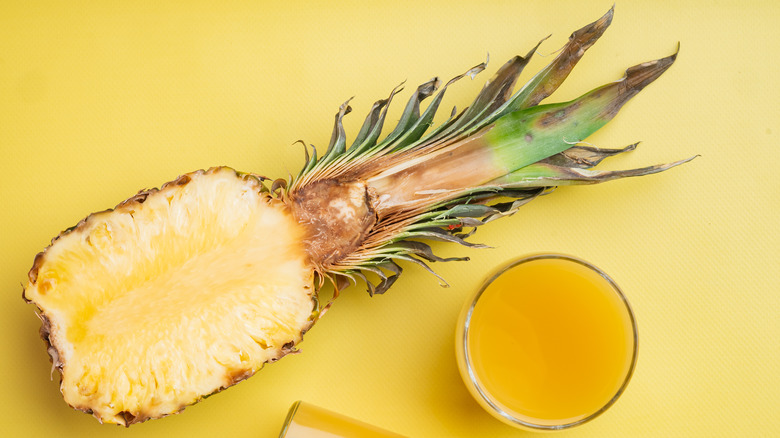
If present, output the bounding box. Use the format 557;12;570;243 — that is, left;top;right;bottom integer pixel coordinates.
1;1;777;436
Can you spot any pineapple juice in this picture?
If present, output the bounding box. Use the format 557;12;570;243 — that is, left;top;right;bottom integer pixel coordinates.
456;255;637;430
279;401;405;438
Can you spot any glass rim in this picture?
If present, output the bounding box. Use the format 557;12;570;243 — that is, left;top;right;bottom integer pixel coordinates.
278;400;302;438
459;253;639;431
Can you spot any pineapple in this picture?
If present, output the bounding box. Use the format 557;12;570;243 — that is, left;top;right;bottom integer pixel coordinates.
23;8;692;426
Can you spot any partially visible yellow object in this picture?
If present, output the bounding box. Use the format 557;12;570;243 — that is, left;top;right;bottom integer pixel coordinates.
279;401;406;438
456;255;637;431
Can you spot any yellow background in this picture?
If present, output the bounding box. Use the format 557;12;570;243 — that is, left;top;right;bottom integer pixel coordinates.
1;1;777;436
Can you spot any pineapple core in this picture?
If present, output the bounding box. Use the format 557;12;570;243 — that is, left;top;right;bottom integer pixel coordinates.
25;168;316;425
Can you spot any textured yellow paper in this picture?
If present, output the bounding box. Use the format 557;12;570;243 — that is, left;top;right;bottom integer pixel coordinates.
1;1;777;437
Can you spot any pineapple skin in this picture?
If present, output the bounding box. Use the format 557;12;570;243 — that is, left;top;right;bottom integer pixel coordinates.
24;167;319;426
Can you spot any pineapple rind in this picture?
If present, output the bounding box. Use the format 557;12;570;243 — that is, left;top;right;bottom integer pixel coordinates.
24;167;316;425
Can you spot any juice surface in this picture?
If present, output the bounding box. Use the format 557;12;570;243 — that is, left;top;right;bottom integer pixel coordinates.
466;257;635;427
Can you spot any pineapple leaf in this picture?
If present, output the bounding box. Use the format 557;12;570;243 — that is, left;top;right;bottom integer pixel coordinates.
371;261;402;295
542;142;638;169
509;5;614;109
348;83;404;156
351;99;388;149
391;61;487;151
322;99;353;164
490;156;697;187
382;78;440;147
381;253;449;287
435;204;501;219
434;42;542;140
486;49;679;175
382;241;470;263
393;228;491;249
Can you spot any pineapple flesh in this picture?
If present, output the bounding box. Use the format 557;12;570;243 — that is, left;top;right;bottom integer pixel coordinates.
23;8;693;426
25;169;316;424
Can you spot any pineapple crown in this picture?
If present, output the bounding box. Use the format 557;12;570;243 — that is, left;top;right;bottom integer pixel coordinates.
272;7;694;297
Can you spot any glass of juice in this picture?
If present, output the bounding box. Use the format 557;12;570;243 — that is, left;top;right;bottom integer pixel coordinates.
455;254;638;431
278;401;406;438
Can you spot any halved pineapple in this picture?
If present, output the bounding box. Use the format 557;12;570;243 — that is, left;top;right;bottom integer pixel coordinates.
25;168;317;424
24;9;693;426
